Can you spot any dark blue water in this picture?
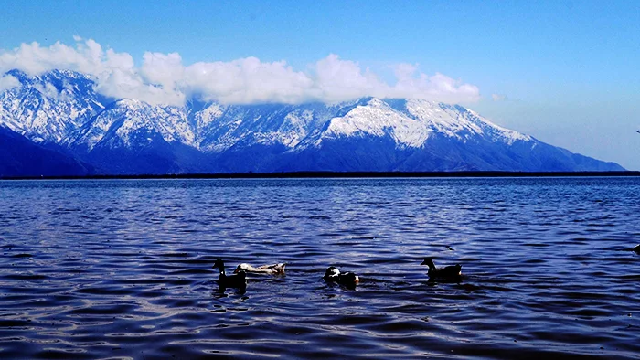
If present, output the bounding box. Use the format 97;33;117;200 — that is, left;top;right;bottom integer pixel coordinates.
1;178;639;359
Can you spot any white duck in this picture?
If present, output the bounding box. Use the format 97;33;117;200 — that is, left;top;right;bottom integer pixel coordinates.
234;262;286;275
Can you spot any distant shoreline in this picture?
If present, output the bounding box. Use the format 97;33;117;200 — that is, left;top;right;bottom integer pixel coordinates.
2;171;639;180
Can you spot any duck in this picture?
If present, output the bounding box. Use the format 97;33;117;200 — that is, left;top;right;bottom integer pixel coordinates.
421;258;462;281
324;266;359;289
212;259;246;289
234;262;286;275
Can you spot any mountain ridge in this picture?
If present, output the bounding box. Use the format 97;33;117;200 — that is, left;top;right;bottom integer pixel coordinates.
0;69;625;175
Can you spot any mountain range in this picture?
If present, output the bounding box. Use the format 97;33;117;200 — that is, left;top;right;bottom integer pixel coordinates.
0;69;624;177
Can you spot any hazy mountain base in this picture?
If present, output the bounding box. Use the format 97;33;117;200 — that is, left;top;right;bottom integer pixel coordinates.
0;127;91;177
64;134;623;175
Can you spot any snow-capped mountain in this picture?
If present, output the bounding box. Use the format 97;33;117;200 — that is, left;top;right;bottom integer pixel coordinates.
0;70;625;175
318;98;530;147
73;99;194;151
0;70;105;143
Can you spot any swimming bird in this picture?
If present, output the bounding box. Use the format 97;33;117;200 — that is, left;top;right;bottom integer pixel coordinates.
234;262;286;275
421;258;462;281
213;259;246;289
324;266;359;289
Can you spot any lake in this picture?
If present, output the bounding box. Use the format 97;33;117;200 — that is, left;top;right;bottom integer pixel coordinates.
0;177;639;359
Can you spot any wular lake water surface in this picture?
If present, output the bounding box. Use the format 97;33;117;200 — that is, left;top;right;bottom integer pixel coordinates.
0;177;639;359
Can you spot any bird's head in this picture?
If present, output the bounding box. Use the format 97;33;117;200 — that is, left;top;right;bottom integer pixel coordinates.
421;258;435;267
324;266;340;279
421;257;438;271
212;259;224;270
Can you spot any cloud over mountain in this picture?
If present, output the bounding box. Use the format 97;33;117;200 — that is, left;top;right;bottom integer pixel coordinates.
0;75;20;92
0;37;480;106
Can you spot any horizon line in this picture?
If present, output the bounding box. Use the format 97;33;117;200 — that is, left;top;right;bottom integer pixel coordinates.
2;171;639;181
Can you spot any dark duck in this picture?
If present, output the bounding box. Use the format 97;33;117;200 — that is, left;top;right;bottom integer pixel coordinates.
324;267;359;289
421;258;462;281
213;259;246;290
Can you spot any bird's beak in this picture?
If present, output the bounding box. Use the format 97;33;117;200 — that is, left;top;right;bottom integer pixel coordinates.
233;268;239;273
420;260;428;265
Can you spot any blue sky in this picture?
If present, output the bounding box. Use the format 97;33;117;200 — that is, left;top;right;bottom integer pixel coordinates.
1;0;639;169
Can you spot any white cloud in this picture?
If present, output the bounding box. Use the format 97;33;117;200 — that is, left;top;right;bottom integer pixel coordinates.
0;75;20;92
492;93;507;101
183;57;313;104
311;54;388;102
391;63;480;103
0;38;481;106
35;83;61;100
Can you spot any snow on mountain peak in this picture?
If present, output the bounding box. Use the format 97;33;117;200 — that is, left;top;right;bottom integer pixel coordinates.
78;98;195;150
0;69;104;142
464;108;531;144
2;70;533;155
321;98;531;149
324;98;429;148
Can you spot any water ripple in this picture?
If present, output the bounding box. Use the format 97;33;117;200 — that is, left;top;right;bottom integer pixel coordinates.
0;177;639;358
